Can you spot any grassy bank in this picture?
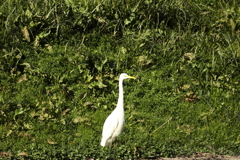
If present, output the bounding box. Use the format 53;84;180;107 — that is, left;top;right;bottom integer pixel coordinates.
1;0;240;159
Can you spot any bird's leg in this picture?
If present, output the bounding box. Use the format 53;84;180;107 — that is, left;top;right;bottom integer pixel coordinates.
114;138;117;159
108;143;113;160
114;143;117;159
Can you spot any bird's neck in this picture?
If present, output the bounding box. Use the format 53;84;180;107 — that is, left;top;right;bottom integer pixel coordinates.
117;79;124;110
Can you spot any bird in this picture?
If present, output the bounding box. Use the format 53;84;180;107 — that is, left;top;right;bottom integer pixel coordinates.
101;73;136;148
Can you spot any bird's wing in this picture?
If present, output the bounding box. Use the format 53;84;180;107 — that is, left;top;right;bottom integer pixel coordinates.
102;112;119;140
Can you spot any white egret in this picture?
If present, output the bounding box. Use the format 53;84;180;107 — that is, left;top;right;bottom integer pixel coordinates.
101;73;136;148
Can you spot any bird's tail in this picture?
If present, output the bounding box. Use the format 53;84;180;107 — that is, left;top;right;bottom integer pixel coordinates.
100;138;110;147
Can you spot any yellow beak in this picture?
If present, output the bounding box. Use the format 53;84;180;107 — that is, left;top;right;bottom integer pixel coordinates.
126;75;136;79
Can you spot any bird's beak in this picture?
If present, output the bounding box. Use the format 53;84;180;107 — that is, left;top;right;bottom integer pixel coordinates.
126;75;136;79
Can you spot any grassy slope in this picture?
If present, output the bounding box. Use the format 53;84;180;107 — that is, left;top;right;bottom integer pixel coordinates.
0;0;240;159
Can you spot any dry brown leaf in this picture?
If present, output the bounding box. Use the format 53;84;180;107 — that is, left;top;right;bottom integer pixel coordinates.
18;74;27;83
0;152;11;158
18;152;28;157
83;102;93;107
185;96;199;102
184;53;195;60
62;108;70;116
47;139;57;145
21;26;30;42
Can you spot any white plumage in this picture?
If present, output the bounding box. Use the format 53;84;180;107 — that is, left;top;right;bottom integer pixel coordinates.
101;73;136;147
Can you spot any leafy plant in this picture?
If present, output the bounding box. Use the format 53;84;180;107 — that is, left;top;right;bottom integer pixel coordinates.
1;0;240;159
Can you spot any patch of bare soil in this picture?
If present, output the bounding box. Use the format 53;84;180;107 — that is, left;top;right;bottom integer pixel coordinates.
156;153;240;160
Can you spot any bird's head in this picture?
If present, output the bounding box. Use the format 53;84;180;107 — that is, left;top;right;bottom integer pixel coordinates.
120;73;136;80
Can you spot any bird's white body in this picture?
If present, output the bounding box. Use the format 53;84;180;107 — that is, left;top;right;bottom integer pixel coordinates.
100;104;125;146
101;73;136;147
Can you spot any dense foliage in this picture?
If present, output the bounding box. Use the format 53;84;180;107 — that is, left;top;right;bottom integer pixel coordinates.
1;0;240;159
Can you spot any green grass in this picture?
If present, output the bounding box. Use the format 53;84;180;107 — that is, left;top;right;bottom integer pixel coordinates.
1;0;240;159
